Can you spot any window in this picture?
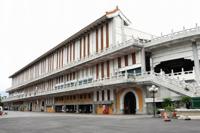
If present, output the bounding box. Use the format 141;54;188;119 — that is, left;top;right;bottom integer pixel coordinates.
101;26;104;50
88;34;90;55
132;53;136;64
102;90;104;101
96;29;98;52
118;57;121;68
107;90;110;101
73;72;75;80
107;61;110;78
124;55;128;66
101;62;104;79
96;64;99;79
106;23;109;48
97;91;99;101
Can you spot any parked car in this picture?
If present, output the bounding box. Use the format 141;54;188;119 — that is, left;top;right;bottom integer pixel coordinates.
0;106;3;116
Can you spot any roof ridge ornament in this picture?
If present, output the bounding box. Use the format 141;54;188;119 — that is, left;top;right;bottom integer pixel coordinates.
105;6;119;15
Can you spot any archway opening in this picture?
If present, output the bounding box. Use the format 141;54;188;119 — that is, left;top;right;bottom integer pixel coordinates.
124;92;136;114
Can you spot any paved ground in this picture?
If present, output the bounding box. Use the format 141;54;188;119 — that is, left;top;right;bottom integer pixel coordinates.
0;111;200;133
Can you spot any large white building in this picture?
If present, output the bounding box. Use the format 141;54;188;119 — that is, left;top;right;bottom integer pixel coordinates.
2;7;200;114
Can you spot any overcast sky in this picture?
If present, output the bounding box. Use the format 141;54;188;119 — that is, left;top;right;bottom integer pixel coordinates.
1;0;200;95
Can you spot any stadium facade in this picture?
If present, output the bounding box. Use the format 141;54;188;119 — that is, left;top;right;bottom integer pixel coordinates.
2;7;200;114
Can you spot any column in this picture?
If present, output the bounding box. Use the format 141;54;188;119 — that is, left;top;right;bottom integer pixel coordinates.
111;89;117;114
192;41;200;84
76;105;79;113
93;91;97;102
142;87;147;114
99;90;102;101
141;47;146;74
104;89;108;101
52;96;55;112
92;104;96;114
110;89;114;101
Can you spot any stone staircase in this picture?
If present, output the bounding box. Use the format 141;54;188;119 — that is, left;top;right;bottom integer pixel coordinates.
135;72;199;97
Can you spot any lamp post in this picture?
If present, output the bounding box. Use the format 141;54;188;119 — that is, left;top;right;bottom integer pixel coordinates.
149;85;158;117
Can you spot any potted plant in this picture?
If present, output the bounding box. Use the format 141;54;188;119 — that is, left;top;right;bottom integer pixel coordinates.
164;105;175;118
162;98;176;118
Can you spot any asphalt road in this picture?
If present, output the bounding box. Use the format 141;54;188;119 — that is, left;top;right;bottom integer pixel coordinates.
0;111;200;133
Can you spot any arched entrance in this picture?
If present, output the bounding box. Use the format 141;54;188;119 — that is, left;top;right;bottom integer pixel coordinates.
124;92;136;114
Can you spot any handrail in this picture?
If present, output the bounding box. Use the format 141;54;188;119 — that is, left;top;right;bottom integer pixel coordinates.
145;25;200;48
151;26;200;41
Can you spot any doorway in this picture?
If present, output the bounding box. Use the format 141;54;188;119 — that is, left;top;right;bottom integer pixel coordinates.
124;92;136;114
30;102;32;111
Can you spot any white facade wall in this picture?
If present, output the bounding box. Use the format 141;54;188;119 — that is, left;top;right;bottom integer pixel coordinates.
109;59;114;75
151;43;193;67
158;87;179;99
114;16;122;44
91;31;95;54
109;21;113;46
136;51;141;64
196;42;200;57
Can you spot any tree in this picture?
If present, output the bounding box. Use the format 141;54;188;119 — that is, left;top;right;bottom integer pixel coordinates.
180;96;192;109
162;97;172;108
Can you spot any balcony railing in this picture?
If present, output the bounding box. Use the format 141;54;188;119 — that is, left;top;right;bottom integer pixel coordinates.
166;70;195;81
3;70;200;102
7;38;143;92
145;25;200;47
3;72;137;102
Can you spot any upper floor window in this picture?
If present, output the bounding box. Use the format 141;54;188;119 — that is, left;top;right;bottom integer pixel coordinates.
102;90;104;101
118;57;121;68
97;91;99;101
124;55;128;66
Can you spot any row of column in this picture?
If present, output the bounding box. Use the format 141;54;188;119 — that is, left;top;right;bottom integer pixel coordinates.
93;89;114;102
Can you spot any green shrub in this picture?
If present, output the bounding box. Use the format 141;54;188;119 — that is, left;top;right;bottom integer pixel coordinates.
164;105;175;112
180;96;192;109
162;97;172;108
